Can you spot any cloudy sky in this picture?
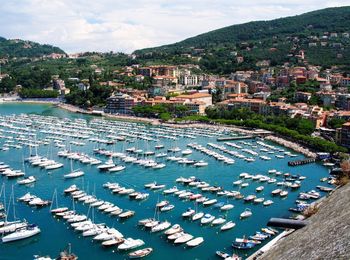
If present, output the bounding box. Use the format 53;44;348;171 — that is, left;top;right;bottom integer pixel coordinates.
1;0;349;53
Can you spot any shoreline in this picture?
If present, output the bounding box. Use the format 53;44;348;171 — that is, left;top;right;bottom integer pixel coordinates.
2;100;318;156
56;103;319;157
0;98;60;105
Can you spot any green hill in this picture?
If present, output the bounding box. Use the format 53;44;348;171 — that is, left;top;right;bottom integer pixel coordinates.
134;6;350;73
0;37;66;59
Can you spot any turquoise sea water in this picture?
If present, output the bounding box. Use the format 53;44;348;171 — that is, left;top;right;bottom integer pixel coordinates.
0;103;332;260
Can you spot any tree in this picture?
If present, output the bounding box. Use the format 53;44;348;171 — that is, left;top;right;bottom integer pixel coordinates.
0;76;16;93
328;118;346;129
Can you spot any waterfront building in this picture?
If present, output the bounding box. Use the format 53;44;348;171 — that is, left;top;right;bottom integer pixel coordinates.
340;122;350;148
104;93;135;114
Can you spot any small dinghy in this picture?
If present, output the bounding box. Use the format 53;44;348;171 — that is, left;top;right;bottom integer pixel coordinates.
128;247;153;258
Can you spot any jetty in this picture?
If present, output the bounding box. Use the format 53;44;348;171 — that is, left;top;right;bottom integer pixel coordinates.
217;135;255;141
288;158;316;166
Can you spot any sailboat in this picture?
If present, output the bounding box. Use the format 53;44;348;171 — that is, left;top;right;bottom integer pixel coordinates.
0;185;28;234
25;137;41;162
2;224;41;243
6;158;25;178
17;176;36;185
64;159;84;179
50;189;69;214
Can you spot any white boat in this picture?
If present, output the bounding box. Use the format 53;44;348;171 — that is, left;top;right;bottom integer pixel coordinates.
64;170;84;179
203;199;217;206
98;202;114;211
212;217;226;225
151;221;171;232
233;180;243;185
163;186;178;194
280;190;288;197
254;198;265;203
164;224;182;235
150;184;165;190
186;237;204;247
67;214;87;223
200;214;215;224
119;210;135;219
56;210;75;218
135;193;149;200
155;153;167;158
17;176;36;185
174;233;193;244
220;221;236;231
2;224;40;243
101;237;124;247
156;200;169;208
118;188;135;195
93;228;123;241
82;226;106;237
110;208;123;216
108;165;126;172
220;204;234;211
263;200;274;206
181;149;193;155
97;159;115;170
271;189;282;195
64;185;78;193
50;207;69;214
194;161;208;167
45;162;63;170
182;208;195;217
192;212;204;221
240;208;252;219
152;163;166;169
128;247;153;258
160;204;174;212
168;231;185;240
138;218;156;226
5;170;25;178
117;238;145;250
0;221;28;234
256;186;264;192
104;206;121;213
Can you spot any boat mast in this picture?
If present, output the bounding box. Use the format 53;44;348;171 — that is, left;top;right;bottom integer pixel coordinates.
1;183;6;222
50;188;57;211
70;158;73;173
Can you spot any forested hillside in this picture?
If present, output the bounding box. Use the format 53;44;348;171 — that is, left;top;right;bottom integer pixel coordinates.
135;7;350;73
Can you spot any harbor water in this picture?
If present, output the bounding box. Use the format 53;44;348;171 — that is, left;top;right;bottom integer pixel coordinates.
0;103;332;260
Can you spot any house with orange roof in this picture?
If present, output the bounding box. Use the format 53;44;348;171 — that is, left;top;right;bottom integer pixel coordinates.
176;92;212;108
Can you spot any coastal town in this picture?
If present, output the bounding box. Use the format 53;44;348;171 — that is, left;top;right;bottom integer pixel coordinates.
1;4;350;260
2;47;350;150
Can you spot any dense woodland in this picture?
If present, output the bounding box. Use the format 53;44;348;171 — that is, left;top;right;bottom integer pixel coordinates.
0;37;65;58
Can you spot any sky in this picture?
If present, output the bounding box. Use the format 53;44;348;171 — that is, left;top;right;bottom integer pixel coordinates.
1;0;350;53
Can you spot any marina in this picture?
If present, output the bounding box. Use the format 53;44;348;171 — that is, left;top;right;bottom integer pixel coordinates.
0;103;335;259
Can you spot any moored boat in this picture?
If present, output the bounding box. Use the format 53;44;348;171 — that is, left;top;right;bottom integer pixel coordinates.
128;247;153;258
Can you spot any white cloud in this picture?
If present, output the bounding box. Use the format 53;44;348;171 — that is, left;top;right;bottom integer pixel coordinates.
0;0;349;53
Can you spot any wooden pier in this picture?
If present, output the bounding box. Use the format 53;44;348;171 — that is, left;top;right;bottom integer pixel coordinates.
217;135;255;141
288;158;316;166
